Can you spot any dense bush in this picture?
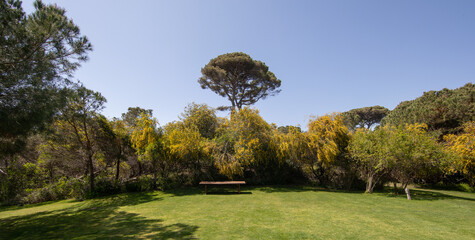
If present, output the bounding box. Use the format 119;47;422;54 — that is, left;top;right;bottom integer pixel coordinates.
21;177;87;204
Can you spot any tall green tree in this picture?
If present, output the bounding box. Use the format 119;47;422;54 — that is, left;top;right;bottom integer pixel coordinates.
0;0;92;147
198;52;281;111
342;106;389;131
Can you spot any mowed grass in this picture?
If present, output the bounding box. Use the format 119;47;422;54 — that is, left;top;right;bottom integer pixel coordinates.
1;186;474;239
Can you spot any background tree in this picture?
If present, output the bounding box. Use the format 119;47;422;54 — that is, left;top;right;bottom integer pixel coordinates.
349;127;393;193
180;103;218;139
121;107;153;128
389;124;447;199
59;84;106;191
342;106;389;131
212;108;273;178
277;125;302;134
109;119;131;181
278;114;349;184
198;52;281;111
162;121;211;185
381;83;474;139
0;0;92;153
130;112;162;188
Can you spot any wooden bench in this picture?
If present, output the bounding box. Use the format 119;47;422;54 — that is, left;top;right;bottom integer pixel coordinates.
199;181;246;194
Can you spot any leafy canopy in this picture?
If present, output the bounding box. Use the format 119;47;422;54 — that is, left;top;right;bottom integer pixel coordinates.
342;106;389;130
180;103;218;139
444;121;475;186
382;83;474;138
276;113;349;181
198;52;281;111
213;108;272;178
0;0;92;140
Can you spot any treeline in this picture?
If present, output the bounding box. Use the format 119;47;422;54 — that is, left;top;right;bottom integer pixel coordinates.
1;1;474;205
1;83;474;204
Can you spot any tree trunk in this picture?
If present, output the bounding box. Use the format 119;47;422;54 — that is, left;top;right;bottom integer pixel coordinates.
115;142;122;181
152;159;158;189
138;160;143;176
88;153;94;192
115;157;120;181
393;182;399;194
366;175;374;193
405;186;412;200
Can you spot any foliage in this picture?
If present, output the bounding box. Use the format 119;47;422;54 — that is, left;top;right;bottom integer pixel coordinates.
198;52;281;111
130;112;162;187
382;83;474;139
109;119;132;181
276;114;350;184
212;108;274;179
121;107;153;128
307;114;350;167
349;127;393;193
444;121;475;186
389;124;448;198
0;0;92;153
350;123;448;195
1;161;42;203
21;177;87;204
130;113;160;160
180;103;218;139
277;125;301;134
162;121;211;185
58;85;106;192
342;105;389;130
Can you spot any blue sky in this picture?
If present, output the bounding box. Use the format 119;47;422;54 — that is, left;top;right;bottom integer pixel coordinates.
24;0;475;128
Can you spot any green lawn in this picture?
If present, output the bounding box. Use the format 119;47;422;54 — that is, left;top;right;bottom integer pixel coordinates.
1;186;474;239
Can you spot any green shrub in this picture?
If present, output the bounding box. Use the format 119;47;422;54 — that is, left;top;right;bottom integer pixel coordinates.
457;183;475;193
21;177;87;204
124;176;154;192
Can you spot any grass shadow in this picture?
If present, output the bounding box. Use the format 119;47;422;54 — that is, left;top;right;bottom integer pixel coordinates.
0;199;66;212
167;186;252;196
255;185;357;194
381;188;475;202
205;192;252;195
167;185;359;196
254;185;475;202
0;192;199;239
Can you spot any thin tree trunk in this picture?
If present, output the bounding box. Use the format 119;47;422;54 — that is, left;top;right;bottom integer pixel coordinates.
88;153;94;192
138;160;142;176
115;140;122;181
115;157;120;181
405;186;412;200
366;175;373;193
82;118;94;192
393;182;399;194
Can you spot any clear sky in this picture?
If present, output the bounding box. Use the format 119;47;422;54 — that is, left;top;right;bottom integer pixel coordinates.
23;0;475;128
